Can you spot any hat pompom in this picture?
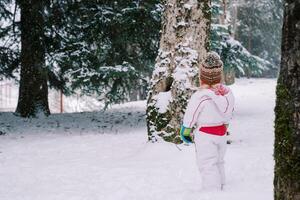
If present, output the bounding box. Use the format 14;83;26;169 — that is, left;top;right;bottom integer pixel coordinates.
200;52;223;85
203;51;223;69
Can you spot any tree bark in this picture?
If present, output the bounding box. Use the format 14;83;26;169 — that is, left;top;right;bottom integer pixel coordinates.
221;0;235;85
274;0;300;199
146;0;211;143
15;0;50;117
220;0;226;24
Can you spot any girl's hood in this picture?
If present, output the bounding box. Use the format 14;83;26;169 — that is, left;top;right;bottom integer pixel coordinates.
198;84;235;119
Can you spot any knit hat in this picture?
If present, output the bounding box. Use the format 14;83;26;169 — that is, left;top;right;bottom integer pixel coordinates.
200;51;223;85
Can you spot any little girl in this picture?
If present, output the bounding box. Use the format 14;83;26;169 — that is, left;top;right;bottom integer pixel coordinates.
180;52;235;191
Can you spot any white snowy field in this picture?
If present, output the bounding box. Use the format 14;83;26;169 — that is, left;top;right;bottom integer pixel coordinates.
0;78;276;200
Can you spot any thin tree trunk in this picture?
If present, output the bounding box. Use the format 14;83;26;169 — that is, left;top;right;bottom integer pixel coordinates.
221;0;235;85
220;0;226;24
232;2;239;40
15;0;50;117
248;24;252;52
146;0;211;143
274;0;300;199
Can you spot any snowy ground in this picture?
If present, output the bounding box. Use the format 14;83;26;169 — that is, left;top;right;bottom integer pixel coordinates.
0;78;276;200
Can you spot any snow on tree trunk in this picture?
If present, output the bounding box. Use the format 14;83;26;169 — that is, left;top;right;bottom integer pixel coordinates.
274;0;300;199
15;0;50;117
146;0;211;143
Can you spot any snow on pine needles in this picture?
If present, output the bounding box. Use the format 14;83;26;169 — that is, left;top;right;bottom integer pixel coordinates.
0;78;276;200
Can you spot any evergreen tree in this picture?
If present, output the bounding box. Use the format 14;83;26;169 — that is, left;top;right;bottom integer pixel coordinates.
45;0;161;106
274;0;300;198
146;0;211;143
236;0;283;68
0;0;20;79
1;0;161;107
15;0;50;117
211;0;275;83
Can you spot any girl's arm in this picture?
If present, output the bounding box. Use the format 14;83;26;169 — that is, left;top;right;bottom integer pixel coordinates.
180;93;208;143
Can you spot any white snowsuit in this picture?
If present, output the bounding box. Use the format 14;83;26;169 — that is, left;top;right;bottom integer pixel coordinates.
182;85;235;190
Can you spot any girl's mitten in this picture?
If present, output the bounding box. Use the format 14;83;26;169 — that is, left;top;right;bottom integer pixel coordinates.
180;125;193;143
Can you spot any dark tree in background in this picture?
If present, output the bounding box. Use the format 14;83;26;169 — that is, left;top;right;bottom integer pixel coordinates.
274;0;300;199
15;0;50;117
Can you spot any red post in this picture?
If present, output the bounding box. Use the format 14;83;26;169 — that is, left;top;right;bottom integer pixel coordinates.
60;89;63;113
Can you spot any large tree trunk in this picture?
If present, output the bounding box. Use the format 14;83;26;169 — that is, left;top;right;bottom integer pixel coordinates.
274;0;300;199
16;0;50;117
146;0;211;143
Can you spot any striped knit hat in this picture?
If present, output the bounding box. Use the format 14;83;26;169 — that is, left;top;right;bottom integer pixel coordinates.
200;52;223;85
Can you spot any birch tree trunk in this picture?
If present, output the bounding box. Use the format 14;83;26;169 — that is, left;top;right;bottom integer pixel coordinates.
15;0;50;117
146;0;211;143
274;0;300;199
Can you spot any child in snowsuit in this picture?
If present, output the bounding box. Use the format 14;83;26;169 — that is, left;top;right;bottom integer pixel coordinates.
180;52;235;191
